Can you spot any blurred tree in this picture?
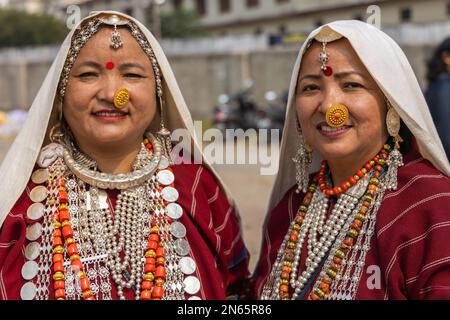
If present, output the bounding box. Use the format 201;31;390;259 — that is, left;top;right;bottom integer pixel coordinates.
0;9;67;48
147;8;208;39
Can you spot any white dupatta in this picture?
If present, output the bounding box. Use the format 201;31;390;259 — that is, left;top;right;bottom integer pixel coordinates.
0;11;234;227
268;20;450;213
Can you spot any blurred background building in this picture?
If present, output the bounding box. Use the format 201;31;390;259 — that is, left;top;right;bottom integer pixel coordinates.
1;0;449;268
4;0;450;35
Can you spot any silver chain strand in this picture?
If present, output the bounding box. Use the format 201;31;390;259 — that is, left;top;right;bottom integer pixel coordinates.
261;174;376;300
34;161;66;299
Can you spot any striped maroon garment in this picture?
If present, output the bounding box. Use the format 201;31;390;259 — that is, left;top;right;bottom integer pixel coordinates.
252;149;450;299
0;163;250;300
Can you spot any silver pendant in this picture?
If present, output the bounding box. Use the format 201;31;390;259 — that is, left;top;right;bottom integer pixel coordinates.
20;282;37;300
347;175;370;198
157;170;175;186
97;189;109;209
158;156;170;170
26;203;45;221
174;238;190;256
179;257;196;275
85;189;109;210
21;260;39;280
29;186;48;203
170;221;186;238
26;223;43;241
31;169;49;184
162;186;179;203
166;203;183;220
183;276;201;295
24;242;40;261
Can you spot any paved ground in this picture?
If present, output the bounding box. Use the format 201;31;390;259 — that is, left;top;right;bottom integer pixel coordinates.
0;136;278;272
212;163;276;271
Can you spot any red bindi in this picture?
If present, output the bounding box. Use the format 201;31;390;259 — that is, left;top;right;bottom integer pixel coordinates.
323;66;333;77
105;61;115;70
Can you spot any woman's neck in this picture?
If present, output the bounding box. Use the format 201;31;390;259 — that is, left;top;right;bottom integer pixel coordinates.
76;140;142;174
328;160;360;187
327;150;379;187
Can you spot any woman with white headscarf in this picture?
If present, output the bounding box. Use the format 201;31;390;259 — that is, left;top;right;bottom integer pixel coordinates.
252;20;450;300
0;11;249;300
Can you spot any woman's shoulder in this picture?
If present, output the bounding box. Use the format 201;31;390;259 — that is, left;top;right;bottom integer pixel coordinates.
385;148;450;210
265;185;303;230
172;161;219;189
396;149;450;191
376;150;450;237
171;161;230;208
2;166;42;227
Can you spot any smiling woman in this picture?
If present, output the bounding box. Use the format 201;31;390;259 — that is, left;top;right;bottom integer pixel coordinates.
0;11;250;300
251;21;450;300
295;39;389;188
63;26;159;174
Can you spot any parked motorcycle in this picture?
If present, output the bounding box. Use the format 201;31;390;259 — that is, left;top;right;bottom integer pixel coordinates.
254;90;287;143
213;81;260;138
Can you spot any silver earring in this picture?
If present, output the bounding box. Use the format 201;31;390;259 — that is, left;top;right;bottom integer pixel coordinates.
293;129;312;194
385;98;403;190
156;95;173;163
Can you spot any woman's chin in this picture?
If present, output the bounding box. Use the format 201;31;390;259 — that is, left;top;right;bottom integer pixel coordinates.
316;142;357;162
86;133;135;147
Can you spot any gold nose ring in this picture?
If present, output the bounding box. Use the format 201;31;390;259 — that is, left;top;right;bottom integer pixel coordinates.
113;88;130;109
325;103;349;128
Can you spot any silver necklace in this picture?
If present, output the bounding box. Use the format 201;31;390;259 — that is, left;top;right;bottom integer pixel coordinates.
63;133;162;189
261;175;371;300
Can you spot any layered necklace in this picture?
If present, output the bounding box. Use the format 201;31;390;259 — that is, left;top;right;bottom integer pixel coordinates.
261;144;392;300
37;135;199;300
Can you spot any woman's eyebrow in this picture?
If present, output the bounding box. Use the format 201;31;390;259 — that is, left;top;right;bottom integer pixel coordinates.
298;71;368;83
119;63;146;71
298;73;321;83
76;60;102;69
334;71;368;80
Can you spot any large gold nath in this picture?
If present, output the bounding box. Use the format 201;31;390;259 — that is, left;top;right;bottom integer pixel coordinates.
113;87;130;109
326;103;349;128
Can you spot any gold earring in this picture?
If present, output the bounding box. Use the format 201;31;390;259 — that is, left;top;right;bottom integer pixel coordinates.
384;97;404;190
386;104;400;138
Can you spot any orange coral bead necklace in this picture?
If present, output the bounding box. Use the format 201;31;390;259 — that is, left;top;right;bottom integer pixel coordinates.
51;140;168;300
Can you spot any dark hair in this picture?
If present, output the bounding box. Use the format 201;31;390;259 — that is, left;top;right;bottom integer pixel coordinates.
399;119;412;155
426;37;450;82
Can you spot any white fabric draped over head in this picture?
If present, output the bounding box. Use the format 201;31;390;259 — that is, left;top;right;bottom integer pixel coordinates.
268;20;450;213
0;10;234;227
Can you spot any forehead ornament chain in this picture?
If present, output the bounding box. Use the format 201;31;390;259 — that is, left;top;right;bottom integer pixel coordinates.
313;26;343;77
99;14;127;49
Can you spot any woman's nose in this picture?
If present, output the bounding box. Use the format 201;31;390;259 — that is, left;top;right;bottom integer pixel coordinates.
97;75;120;104
318;87;343;115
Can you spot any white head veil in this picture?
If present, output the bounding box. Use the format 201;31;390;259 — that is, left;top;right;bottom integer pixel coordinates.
268;20;450;213
0;11;233;227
